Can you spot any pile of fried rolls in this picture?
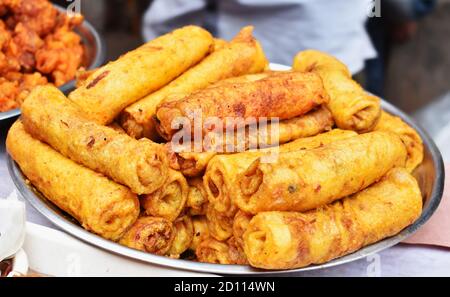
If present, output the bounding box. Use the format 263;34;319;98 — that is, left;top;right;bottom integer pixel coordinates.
7;25;425;270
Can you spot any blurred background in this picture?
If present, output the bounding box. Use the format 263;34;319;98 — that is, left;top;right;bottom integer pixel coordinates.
53;0;450;118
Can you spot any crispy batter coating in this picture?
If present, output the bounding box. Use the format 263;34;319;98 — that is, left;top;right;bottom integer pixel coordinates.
120;26;268;140
69;25;213;124
140;169;188;221
119;216;175;255
189;216;210;252
232;210;253;249
167;216;194;258
7;121;139;241
196;237;247;265
156;71;329;140
244;168;422;269
21;86;168;195
206;203;234;241
237;131;407;214
187;177;209;216
293;50;381;132
204;129;358;218
374;111;424;172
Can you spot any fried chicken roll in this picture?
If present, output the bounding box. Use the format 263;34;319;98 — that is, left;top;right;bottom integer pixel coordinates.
155;71;329;140
293;50;381;132
140;169;188;221
167;216;194;258
244;168;422;269
7;121;139;241
166;106;333;177
204;129;358;217
374;111;424;172
69;25;213;124
237;131;407;214
119;216;174;255
21;86;168;195
189;216;210;252
187;177;209;216
119;26;268;140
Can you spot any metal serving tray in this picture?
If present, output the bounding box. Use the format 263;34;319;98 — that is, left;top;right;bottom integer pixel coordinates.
7;66;445;275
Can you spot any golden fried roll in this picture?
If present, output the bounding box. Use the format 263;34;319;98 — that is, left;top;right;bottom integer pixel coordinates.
232;211;253;249
167;216;194;258
205;129;358;217
165;107;333;177
140;169;188;221
69;25;214;124
227;236;249;265
155;71;328;140
119;216;174;255
293;50;381;132
187;177;209;216
206;204;234;241
21;86;168;195
244;168;422;269
189;216;210;252
120;26;268;140
196;237;247;265
238;131;407;214
374;111;424;172
6;121;139;241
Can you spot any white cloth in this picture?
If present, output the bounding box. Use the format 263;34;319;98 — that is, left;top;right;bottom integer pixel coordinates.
143;0;377;74
0;191;26;262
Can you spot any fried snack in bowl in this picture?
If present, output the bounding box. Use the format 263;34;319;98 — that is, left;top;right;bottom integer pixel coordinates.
237;131;407;214
155;71;328;140
69;25;213;124
189;216;210;252
374;111;424;173
187;177;209;216
293;50;381;133
226;236;248;265
196;237;247;265
166;106;333;177
21;85;168;195
119;216;175;255
206;204;234;241
140;169;189;222
232;210;253;249
243;168;422;269
167;216;194;258
6;121;139;241
120;26;268;140
204;129;358;217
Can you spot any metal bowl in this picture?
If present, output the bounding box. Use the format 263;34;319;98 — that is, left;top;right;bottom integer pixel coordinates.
0;6;105;122
6;64;445;275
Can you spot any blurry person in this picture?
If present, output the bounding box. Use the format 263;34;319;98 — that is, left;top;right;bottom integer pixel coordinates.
142;0;376;75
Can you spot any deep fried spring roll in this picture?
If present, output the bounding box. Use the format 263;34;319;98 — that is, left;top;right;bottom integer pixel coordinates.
206;204;234;241
6;121;139;241
293;50;381;132
155;71;329;140
227;236;249;265
69;25;214;124
189;216;210;252
120;26;268;140
140;169;188;221
187;178;209;216
204;129;358;217
21;86;168;195
244;168;422;269
166;106;333;177
232;211;253;249
374;111;424;172
167;216;194;258
119;216;174;255
196;237;248;265
238;131;407;214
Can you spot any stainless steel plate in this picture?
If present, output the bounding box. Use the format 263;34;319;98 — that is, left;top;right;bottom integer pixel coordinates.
0;5;105;122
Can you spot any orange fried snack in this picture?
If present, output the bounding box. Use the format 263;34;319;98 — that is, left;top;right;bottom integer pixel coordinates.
187;177;209;216
196;237;247;265
69;25;213;125
119;216;174;255
237;131;407;214
293;50;381;132
155;71;328;140
374;111;424;172
189;216;210;252
167;216;194;258
244;168;422;269
140;169;188;221
21;85;168;195
7;121;139;241
119;26;268;140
